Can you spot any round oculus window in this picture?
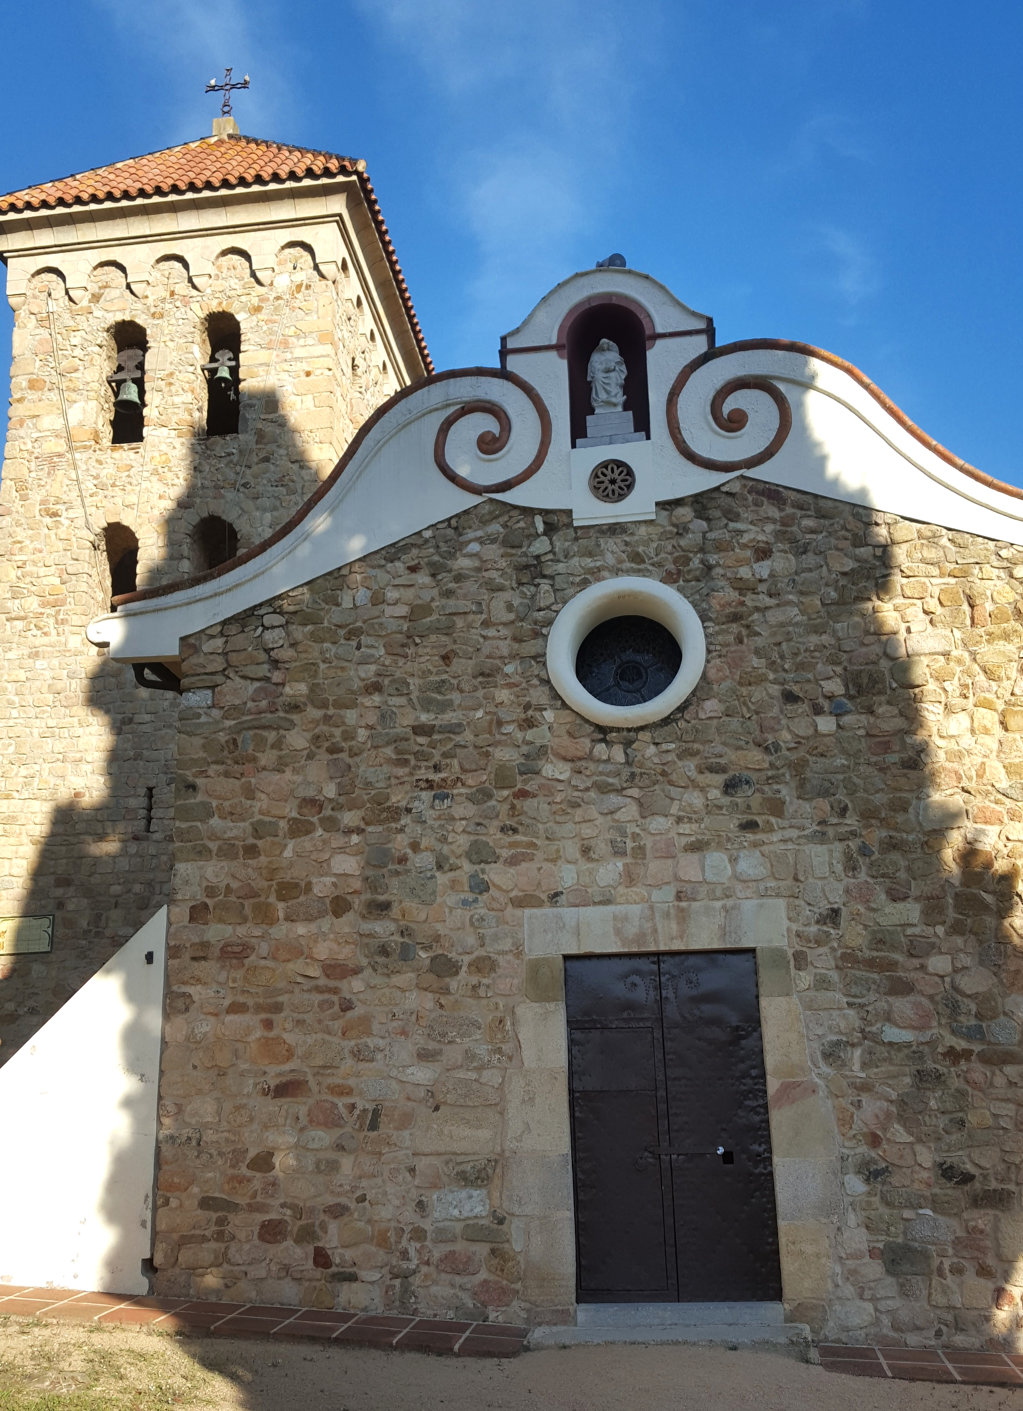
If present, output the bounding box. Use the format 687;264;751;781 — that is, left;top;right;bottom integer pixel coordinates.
546;577;706;728
575;616;682;707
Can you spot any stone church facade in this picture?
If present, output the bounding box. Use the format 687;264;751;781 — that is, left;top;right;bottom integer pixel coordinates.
3;124;1023;1351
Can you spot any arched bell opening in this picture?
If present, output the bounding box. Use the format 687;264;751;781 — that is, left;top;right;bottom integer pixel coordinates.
103;522;139;601
109;321;147;445
202;312;241;437
565;302;651;446
192;515;239;574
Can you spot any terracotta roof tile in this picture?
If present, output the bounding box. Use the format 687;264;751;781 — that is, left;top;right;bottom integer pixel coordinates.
0;134;432;371
0;134;362;212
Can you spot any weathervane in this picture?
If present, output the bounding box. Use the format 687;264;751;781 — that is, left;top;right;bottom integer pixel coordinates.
205;67;250;117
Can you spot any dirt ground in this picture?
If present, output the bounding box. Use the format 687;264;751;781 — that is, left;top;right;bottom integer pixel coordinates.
2;1319;1022;1411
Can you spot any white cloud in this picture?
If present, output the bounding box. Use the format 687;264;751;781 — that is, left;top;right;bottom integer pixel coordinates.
807;223;880;317
777;112;870;175
460;144;586;338
359;0;634;114
356;0;657;356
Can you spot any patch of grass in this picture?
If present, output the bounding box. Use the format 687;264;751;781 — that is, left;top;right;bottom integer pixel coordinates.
0;1320;227;1411
0;1393;109;1410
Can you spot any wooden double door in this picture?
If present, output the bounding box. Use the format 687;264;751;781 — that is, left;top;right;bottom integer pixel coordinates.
566;951;781;1303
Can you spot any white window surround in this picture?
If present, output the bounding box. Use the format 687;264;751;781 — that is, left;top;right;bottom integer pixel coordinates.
545;576;707;727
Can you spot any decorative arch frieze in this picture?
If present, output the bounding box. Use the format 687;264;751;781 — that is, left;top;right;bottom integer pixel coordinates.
23;267;70;311
275;240;318;276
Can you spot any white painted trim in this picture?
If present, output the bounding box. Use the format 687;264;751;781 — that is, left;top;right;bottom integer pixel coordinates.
503;266;711;348
545;578;706;727
85;271;1023;667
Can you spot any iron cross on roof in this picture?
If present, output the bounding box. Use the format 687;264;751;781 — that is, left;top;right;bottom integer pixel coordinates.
205;67;250;117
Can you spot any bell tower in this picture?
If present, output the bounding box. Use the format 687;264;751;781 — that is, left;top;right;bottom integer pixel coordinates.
0;120;430;1063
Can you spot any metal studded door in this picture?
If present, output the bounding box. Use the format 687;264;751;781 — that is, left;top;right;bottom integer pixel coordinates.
566;951;781;1303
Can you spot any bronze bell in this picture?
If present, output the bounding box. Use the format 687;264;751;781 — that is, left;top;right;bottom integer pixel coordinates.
213;361;237;401
114;378;141;409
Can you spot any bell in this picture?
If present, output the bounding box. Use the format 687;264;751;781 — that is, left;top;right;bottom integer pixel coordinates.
114;378;141;409
213;362;237;400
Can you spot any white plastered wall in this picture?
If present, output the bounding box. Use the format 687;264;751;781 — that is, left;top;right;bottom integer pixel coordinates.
0;908;167;1294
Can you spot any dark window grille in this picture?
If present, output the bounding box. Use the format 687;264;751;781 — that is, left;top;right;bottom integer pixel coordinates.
575;616;682;707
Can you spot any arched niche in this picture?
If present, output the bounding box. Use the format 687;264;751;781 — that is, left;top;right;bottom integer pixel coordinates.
89;261;129;295
276;241;316;274
213;248;255;282
24;268;69;313
109;320;147;445
28;267;68;296
563;299;652;446
151;255;191;291
192;515;239;573
104;523;139;600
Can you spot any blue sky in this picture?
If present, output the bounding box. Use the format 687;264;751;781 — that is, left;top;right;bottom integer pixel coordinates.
1;0;1021;484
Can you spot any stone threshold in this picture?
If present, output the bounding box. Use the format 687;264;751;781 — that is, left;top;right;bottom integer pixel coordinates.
820;1343;1023;1386
530;1301;811;1354
0;1286;526;1357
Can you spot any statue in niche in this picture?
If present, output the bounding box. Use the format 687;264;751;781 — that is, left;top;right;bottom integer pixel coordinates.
587;338;627;413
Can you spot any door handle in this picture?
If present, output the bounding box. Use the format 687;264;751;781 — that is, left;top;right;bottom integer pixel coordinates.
635;1146;734;1172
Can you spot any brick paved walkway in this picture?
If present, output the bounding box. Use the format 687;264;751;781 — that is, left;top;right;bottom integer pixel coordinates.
0;1285;526;1357
6;1289;1021;1381
820;1343;1023;1386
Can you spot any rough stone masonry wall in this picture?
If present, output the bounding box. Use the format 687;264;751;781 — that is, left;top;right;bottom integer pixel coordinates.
0;248;393;1063
156;483;1023;1345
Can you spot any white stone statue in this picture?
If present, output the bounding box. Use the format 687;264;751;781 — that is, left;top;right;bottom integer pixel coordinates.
587;338;627;413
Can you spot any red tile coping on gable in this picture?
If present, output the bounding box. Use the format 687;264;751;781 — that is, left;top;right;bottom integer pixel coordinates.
0;135;431;374
674;340;1023;504
0;1285;524;1358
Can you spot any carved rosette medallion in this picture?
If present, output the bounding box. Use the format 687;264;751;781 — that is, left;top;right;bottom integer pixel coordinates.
588;459;636;503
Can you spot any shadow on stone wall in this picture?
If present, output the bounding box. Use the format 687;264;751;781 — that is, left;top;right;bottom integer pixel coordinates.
0;389;325;1065
755;485;1023;1348
0;392;327;1369
143;432;1023;1352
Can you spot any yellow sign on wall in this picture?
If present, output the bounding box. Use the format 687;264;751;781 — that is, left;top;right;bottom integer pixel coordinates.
0;915;54;954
